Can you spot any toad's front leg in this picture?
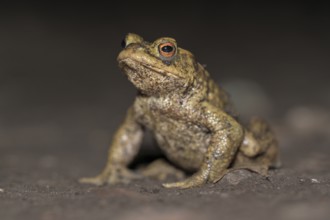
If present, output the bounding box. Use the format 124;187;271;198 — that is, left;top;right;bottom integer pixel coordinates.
79;108;143;186
163;102;244;189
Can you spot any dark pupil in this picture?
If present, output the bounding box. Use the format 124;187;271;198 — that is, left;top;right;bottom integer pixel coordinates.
121;39;126;48
161;45;173;53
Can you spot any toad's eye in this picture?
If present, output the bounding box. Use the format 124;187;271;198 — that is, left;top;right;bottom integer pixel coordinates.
158;42;176;58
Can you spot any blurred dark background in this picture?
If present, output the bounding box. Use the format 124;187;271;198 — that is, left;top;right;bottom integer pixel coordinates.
0;1;329;155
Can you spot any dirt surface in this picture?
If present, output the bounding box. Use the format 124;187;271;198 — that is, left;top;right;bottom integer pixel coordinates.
2;114;330;220
1;2;330;220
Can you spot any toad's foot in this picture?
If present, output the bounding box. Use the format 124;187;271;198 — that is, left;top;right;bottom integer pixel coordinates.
162;171;208;189
231;152;275;178
79;167;142;186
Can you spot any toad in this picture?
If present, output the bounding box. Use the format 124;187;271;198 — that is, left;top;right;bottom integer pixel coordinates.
80;33;279;189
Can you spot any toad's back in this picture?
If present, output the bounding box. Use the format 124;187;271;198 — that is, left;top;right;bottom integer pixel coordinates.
198;67;235;116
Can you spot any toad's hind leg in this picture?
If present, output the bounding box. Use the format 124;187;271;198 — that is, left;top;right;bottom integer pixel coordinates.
231;117;280;176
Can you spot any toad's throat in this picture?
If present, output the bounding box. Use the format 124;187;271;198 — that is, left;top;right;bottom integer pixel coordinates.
119;58;180;79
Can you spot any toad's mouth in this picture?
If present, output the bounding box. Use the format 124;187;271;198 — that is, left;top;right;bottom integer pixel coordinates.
118;58;180;79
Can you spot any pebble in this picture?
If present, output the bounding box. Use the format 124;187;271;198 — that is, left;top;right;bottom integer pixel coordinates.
311;178;320;184
0;188;4;193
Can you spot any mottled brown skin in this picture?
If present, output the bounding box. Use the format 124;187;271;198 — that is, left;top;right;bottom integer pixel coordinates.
80;33;279;189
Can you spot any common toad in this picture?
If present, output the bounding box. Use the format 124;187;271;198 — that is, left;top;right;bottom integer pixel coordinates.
80;33;279;189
